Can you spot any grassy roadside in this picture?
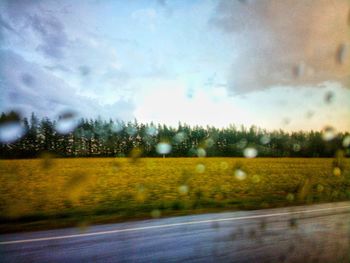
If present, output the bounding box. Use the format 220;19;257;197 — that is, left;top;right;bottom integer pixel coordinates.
1;157;350;233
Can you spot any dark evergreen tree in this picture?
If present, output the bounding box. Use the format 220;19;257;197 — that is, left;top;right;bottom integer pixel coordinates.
0;112;348;158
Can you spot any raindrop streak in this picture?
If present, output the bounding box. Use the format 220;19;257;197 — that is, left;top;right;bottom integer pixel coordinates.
156;142;172;155
322;126;336;141
0;122;25;143
336;43;348;64
56;111;78;134
243;147;257;158
234;169;246;181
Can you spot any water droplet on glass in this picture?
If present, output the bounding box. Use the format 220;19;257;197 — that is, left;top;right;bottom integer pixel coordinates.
260;135;270;145
197;148;206;157
286;193;294;202
65;173;92;201
173;132;187;143
243;147;257;158
56;111;78;134
252;174;260;183
292;62;305;78
130;147;142;161
336;43;348;64
111;161;121;172
282;118;290;126
234;169;246;181
322;126;336;141
342;135;350;148
0;112;25;143
151;209;161;218
196;164;205;173
135;185;147;202
146;125;158;136
111;122;123;133
156;142;171;155
205;138;214;148
77;221;90;233
317;184;324;192
289;218;297;228
0;121;25;143
324;91;334;104
238;0;253;4
237;138;247;149
41;152;54;169
333;167;341;176
305;110;314;119
178;185;189;195
293;143;301;152
126;126;137;136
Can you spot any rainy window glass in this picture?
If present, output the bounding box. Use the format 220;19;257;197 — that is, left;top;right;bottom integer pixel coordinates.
0;1;350;262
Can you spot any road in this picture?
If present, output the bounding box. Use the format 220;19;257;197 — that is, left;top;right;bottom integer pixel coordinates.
1;201;350;262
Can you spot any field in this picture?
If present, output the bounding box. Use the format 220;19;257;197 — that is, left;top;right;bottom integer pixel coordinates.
1;157;350;232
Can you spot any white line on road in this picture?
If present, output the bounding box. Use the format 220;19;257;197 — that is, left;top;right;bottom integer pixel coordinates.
1;205;350;245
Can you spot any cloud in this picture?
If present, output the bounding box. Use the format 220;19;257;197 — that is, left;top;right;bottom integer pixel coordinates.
2;0;69;59
1;1;136;114
29;14;68;59
210;0;350;94
0;49;135;120
0;13;16;37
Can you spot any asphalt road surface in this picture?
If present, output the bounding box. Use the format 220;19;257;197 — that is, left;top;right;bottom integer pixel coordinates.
1;201;350;262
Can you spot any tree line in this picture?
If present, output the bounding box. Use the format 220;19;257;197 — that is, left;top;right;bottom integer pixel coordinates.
0;112;348;159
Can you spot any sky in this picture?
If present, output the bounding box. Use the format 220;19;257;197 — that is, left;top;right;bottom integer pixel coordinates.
0;0;349;131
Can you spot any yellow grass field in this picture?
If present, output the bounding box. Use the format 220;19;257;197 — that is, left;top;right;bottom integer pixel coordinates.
0;158;349;231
